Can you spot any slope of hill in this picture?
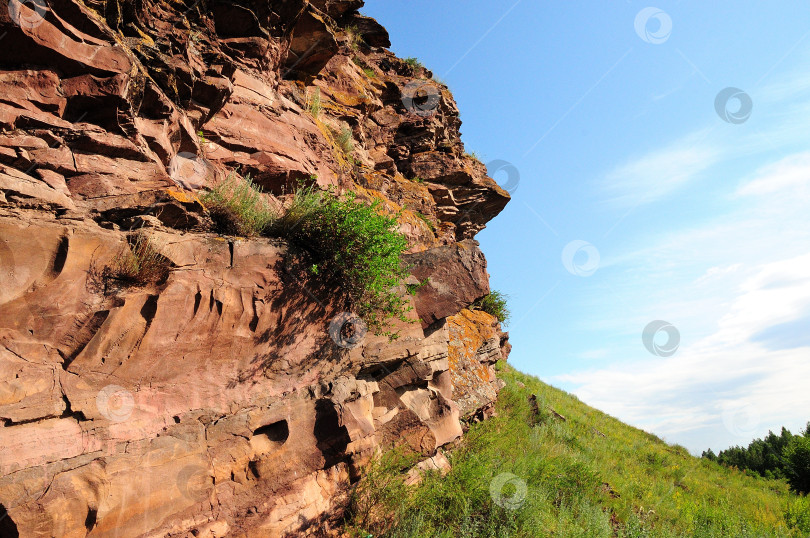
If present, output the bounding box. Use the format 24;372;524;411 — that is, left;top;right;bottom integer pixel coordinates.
347;364;810;537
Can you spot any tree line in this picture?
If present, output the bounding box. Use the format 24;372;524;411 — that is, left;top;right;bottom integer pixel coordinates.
702;422;810;494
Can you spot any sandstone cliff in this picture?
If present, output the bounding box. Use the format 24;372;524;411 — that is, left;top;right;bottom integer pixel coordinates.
0;0;510;535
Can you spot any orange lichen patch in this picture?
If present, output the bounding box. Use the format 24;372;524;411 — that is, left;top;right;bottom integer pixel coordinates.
362;172;436;218
447;309;500;401
329;89;373;108
166;188;202;205
352;184;397;210
311;115;355;172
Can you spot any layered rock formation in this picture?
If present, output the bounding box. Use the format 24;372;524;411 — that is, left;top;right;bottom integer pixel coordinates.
0;0;510;535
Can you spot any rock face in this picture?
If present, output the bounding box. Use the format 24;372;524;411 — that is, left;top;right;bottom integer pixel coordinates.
0;0;510;536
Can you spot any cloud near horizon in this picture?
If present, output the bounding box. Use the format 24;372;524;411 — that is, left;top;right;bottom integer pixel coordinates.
560;147;810;453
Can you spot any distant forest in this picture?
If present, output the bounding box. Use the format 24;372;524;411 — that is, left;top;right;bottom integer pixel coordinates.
702;423;810;494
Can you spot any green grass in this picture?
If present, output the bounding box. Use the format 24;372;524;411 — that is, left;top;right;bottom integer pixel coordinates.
404;57;424;70
414;211;435;232
471;291;510;324
345;364;810;537
200;175;275;237
307;87;321;118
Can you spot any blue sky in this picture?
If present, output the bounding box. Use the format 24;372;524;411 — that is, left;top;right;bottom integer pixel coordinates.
363;0;810;454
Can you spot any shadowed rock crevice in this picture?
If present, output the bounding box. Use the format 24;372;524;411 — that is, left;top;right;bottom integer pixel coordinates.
0;504;18;538
314;399;351;468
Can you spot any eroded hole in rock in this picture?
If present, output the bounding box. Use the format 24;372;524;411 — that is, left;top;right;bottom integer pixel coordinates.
253;420;289;444
0;504;19;538
249;419;289;460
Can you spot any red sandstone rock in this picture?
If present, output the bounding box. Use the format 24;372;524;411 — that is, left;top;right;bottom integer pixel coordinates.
0;0;510;535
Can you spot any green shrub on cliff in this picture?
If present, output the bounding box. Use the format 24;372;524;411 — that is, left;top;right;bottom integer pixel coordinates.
269;185;411;335
472;290;510;324
404;57;424;70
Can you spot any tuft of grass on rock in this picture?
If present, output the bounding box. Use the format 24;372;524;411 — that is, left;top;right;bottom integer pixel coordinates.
334;127;355;156
404;57;424;71
471;290;510;324
345;24;363;51
200;174;275;237
307;87;322;118
414;211;435;232
108;232;170;285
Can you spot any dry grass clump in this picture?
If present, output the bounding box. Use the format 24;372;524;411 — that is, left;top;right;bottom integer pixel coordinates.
108;232;170;285
200;175;276;237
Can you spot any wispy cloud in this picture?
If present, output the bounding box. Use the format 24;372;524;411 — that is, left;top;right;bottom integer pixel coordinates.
600;130;720;208
736;150;810;197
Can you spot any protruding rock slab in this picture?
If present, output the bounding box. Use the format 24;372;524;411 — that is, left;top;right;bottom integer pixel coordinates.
405;240;490;328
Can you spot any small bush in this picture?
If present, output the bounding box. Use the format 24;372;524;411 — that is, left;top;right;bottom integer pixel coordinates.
404;57;423;70
269;186;411;335
201;175;275;237
345;25;363;51
363;67;377;78
108;232;170;285
471;290;511;324
785;495;810;533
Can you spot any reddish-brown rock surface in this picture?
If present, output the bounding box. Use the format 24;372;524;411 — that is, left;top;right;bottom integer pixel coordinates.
0;0;510;536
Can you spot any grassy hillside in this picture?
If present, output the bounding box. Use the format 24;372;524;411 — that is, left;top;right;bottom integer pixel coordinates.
347;364;810;537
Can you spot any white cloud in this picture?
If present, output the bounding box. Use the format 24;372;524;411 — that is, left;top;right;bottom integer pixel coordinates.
600;131;720;208
557;251;810;452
